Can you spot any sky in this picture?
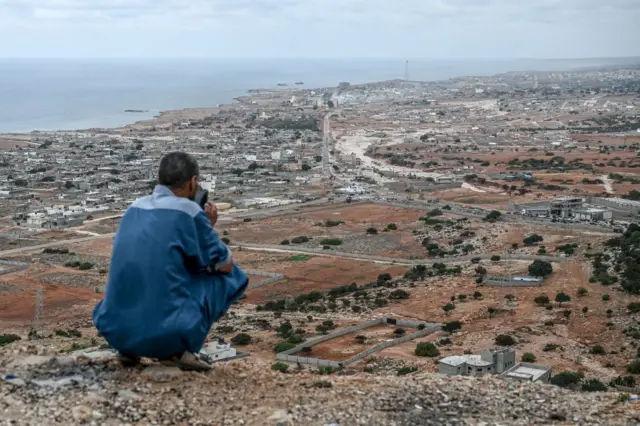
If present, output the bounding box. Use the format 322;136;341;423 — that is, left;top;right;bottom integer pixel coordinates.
0;0;639;59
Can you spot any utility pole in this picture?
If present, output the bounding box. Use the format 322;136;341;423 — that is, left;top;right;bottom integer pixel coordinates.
404;60;409;82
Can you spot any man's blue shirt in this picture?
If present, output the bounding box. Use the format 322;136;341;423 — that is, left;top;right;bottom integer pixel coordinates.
93;185;248;358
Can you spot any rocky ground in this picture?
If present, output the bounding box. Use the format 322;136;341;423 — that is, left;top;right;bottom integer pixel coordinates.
1;343;639;425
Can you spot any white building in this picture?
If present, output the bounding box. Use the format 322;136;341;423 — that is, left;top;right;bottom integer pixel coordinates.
201;340;237;362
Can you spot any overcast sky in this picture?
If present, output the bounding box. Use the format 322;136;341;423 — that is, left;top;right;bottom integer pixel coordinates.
0;0;639;59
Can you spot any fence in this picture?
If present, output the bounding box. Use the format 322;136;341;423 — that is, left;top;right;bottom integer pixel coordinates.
244;269;285;289
0;259;29;276
482;276;544;287
276;317;441;367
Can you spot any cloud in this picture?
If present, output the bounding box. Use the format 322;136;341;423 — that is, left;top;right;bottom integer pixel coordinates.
0;0;638;58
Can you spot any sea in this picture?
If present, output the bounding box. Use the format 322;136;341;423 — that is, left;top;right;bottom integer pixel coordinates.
0;57;637;133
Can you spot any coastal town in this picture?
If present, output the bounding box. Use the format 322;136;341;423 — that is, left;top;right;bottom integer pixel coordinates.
3;65;640;424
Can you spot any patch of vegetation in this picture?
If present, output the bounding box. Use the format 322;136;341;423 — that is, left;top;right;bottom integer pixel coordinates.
550;371;584;389
280;239;290;245
528;260;553;277
43;247;70;254
523;234;543;245
231;333;252;345
286;255;313;262
483;210;502;222
581;379;607;392
495;334;516;346
291;236;310;244
521;352;536;362
0;334;21;346
271;362;289;373
556;243;578;256
543;343;561;352
320;238;343;246
397;367;418;376
533;294;550;305
415;342;440;357
274;342;297;353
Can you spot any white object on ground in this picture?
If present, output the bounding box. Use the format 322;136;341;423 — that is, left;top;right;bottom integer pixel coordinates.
461;182;486;193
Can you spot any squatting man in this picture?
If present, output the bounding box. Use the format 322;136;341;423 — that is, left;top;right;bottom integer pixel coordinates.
93;152;248;370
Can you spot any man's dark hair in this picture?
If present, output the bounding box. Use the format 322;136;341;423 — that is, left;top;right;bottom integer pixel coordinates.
158;152;199;189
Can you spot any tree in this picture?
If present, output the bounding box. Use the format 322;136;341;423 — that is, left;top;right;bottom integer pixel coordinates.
523;234;544;245
473;291;483;300
602;294;610;302
577;287;588;297
247;162;258;171
628;360;640;374
271;362;289;373
534;295;550;305
442;321;462;334
64;181;74;189
505;294;516;302
301;164;311;171
386;223;398;230
488;307;497;318
581;379;607;392
327;100;335;108
495;334;516;346
366;227;378;235
394;328;406;336
442;303;455;315
231;333;251;345
521;352;536;362
490;255;501;262
589;345;606;355
415;342;440;357
628;302;640;313
528;260;553;277
555;292;571;306
483;210;502;222
550;371;584;388
355;335;366;344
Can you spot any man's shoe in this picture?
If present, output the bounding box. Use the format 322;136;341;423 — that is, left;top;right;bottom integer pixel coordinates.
160;351;213;371
116;352;141;367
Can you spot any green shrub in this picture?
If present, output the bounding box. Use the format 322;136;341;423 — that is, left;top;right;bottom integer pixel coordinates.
581;378;607;392
320;238;342;246
550;371;584;388
627;359;640;374
415;342;440;357
397;367;417;376
386;223;398;230
0;334;21;346
78;262;94;271
590;345;606;355
271;362;289;373
522;352;536;362
280;239;290;245
495;334;516;346
231;333;252;345
274;342;296;353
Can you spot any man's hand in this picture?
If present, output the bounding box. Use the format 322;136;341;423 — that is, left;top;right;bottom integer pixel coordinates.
217;263;233;274
204;202;218;227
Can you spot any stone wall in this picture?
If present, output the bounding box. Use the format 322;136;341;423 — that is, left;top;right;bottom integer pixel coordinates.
276;317;441;367
244;269;285;289
0;259;29;276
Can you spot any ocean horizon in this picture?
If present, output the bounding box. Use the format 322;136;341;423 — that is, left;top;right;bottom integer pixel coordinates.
1;57;638;134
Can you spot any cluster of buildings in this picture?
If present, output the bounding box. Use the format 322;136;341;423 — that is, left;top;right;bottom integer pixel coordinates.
438;347;552;384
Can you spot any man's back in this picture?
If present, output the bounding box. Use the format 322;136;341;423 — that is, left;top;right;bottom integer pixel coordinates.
93;185;246;358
